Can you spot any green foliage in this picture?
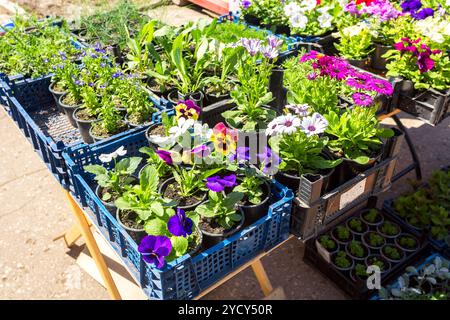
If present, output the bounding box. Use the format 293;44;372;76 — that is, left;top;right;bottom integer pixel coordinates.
232;173;267;205
355;264;367;277
380;221;399;236
334;24;374;60
334;251;351;268
399;236;417;249
363;209;380;223
335;226;350;241
348;241;365;258
325;107;394;164
367;232;385;247
195;191;244;229
349;218;364;232
319;235;336;251
383;245;402;260
139;147;172;179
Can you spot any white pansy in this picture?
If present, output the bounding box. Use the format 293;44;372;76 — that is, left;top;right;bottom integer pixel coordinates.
193;122;213;140
284;2;302;17
148;134;176;148
98;146;127;163
302;0;317;11
169;117;195;138
318;12;333;29
290;13;308;29
317;5;331;14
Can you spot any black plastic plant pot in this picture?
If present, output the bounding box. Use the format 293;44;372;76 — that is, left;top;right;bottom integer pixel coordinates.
274;171;301;192
398;79;415;97
145;122;165;150
331;252;355;273
394;233;420;253
73;107;96;144
380;244;405;264
345;242;370;262
347;57;370;70
238;180;271;225
96;185;118;215
48;82;67;112
243;13;262;26
205;92;230;106
159;177;207;211
176;91;205;109
335;146;384;184
359;208;385;227
365;254;391;275
376;221;401;239
199;208;245;249
331;227;354;246
59;92;80;128
116;209;146;244
274;24;291;36
362;231;387;251
371;43;391;71
269;67;285;114
346;217;369;236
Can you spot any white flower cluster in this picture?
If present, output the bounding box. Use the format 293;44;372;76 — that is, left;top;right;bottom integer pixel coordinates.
99;146;127;163
414;16;450;44
283;1;333;31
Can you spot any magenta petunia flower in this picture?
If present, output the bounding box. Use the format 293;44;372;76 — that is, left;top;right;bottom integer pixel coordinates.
138;235;172;268
417;51;435;73
168;208;193;237
156;149;173;165
352;92;374;107
206;174;237;192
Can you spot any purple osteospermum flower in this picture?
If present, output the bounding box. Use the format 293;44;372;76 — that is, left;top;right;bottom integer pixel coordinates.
257;147;281;174
352;92;374;107
206;174;237;192
267;35;282;49
138;235;172;268
156;149;173;165
260;45;279;59
300;50;320;62
300;113;328;137
307;72;317;80
228;146;251;162
286;104;310;117
367;78;394;96
241;38;262;56
345;73;372;90
168;208;193;237
241;0;251;9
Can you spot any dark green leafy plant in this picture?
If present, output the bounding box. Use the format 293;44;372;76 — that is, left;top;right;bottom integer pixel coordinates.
380;221;399;236
363;209;381;223
335;226;351;241
319;235;336;251
398;236;417;250
195;191;244;229
383;245;402;260
367;232;384;247
334;251;351;268
349;218;365;232
355;264;367;277
348;241;365;258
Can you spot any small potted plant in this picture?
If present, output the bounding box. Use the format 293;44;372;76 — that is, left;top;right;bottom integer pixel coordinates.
114;165;177;243
331;225;353;245
57;61;83;128
266;107;342;192
318;234;338;255
332;251;354;272
83;146;141;213
365;255;391;275
363;231;386;250
346;217;368;236
334;23;374;69
346;240;369;261
395;233;419;253
350;263;369;283
138;146;172;184
89;95;129;142
195;189;245;248
381;244;405;264
377;220;401;239
73;85;101;144
360;208;384;227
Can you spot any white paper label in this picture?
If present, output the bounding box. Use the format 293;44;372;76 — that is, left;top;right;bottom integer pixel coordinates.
315;239;331;264
339;178;367;210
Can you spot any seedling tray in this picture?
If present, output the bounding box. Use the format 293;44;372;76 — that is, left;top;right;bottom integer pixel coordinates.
303;198;430;299
62;129;294;300
4;82;164;192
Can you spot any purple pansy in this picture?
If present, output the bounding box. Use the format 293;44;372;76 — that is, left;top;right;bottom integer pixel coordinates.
257;147;281;174
206;174;237;192
413;7;434;19
168;208;193;237
191;144;211;158
156;149;173;165
178;99;201;116
241;0;251;9
352;92;374;107
138;235;172;268
299;113;328;137
229;146;251;162
401;0;423;14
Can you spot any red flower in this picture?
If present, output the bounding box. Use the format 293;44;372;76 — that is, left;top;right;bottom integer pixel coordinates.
355;0;375;5
316;0;321;5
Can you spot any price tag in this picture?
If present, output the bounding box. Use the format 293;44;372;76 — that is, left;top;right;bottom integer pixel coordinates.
339;178;367;210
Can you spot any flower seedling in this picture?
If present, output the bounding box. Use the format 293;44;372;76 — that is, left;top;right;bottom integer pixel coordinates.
83;147;141;202
334;23;375;60
367;232;385;248
319;235;337;252
348;241;366;258
334;251;352;269
355;264;368;278
335;226;351;242
369;257;387;272
232;171;268;205
380;221;400;236
383;245;402;261
398;236;417;250
363;208;381;224
348;218;365;233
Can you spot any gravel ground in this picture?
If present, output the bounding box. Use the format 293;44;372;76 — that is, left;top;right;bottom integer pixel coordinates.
0;1;449;301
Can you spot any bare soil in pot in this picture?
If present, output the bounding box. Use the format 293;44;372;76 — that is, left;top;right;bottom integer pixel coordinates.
116;209;146;244
145;123;167;149
199;209;245;249
204;82;233;105
89;121;129;142
147;78;174;97
159;177;207;210
126;112;153;128
59;92;82;128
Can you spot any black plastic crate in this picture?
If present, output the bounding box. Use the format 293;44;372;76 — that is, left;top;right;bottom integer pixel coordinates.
303;198;430;299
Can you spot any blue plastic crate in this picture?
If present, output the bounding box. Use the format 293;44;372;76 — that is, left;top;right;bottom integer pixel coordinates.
62;129;294;300
383;199;449;250
371;253;448;299
5;82;166;192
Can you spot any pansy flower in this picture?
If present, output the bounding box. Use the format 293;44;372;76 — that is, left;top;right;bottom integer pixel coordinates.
206;174;237;192
156;149;173;165
228;146;251;162
168;209;193;237
138;235;172;268
210;122;237;155
257;147;281;174
176;100;201;121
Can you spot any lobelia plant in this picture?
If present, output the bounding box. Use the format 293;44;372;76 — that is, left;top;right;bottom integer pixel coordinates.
84;146;141;202
334;23;375;60
384;37;450;90
92;95;127;137
266;108;342;177
221;37;281;131
325;106;394;164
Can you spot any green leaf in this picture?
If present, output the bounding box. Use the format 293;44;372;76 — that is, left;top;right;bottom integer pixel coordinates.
171;236;188;257
150;201;165;217
126;157;143;174
223;192;244;208
114;198;131;210
144;218;167;236
353;156;370;165
84;165;108;176
228;213;242;222
140;165;159;193
102;192;111;201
